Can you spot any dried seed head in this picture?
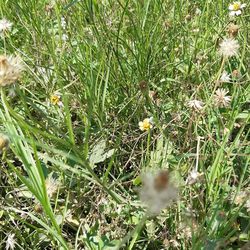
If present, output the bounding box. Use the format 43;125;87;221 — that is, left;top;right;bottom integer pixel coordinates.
45;4;54;13
149;90;161;105
0;134;9;152
187;99;204;111
0;19;12;33
34;203;43;213
214;88;231;107
139;80;148;92
228;23;240;37
0;55;24;87
232;69;241;78
164;20;172;29
148;90;158;100
220;71;231;83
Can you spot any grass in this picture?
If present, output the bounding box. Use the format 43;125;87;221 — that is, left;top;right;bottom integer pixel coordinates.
0;0;249;249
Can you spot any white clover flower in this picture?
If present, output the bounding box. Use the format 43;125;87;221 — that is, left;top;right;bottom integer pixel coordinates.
187;100;204;111
229;2;246;16
0;18;12;33
219;38;239;58
139;170;178;215
220;71;231;83
6;233;16;250
214;88;231;107
45;175;60;198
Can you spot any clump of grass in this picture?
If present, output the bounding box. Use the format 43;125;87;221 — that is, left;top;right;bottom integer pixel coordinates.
0;1;249;249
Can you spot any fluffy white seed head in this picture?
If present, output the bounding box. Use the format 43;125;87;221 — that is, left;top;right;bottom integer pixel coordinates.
219;38;239;58
0;18;12;33
214;88;231;107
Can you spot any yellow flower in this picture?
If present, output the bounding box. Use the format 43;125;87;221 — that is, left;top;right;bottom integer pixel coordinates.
139;117;153;131
50;94;63;106
232;2;240;10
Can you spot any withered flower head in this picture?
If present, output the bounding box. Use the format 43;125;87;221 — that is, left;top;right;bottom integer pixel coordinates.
0;134;9;152
0;55;24;87
232;69;241;78
228;23;240;37
214;88;231;107
139;80;148;92
164;20;172;29
187;99;204;111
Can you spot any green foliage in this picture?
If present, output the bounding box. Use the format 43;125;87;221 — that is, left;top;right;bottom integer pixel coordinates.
0;0;249;249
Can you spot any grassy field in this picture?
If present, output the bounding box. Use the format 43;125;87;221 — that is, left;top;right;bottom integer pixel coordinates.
0;0;249;249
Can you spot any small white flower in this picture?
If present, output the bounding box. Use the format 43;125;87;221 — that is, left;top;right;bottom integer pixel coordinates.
220;71;231;83
228;23;240;37
0;55;24;87
6;233;16;250
187;100;204;111
219;38;239;58
170;239;180;248
139;170;178;215
0;134;9;153
229;2;246;16
0;18;12;33
214;88;231;107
